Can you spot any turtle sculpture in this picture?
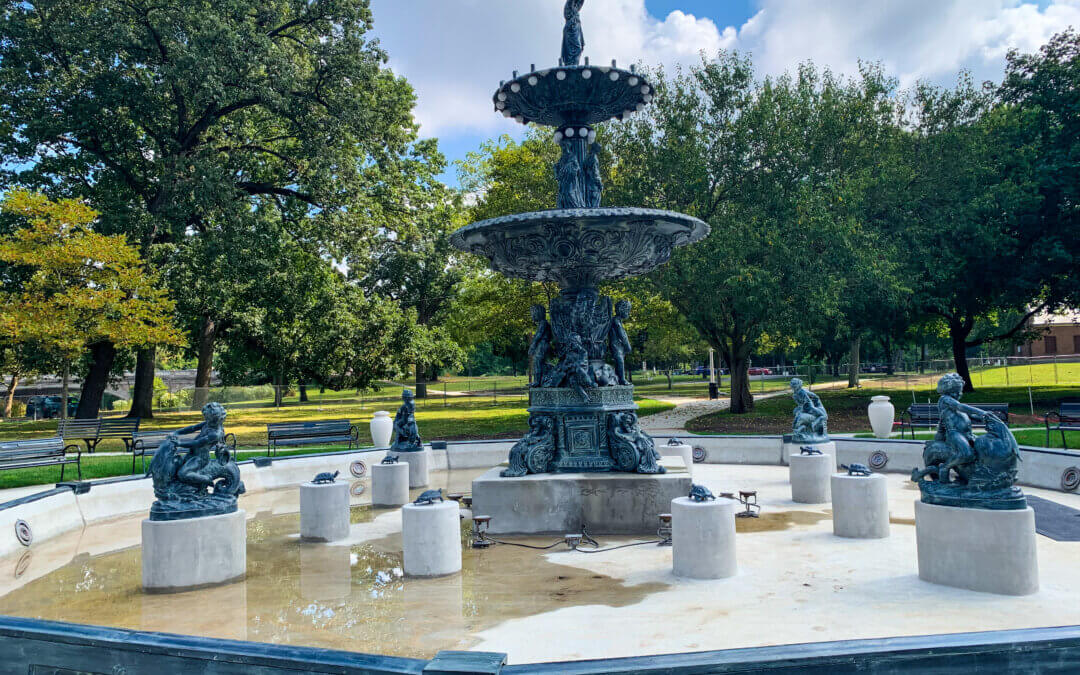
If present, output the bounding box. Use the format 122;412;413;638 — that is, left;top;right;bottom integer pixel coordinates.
842;463;872;477
688;484;716;502
312;470;340;484
667;437;683;446
380;454;399;465
414;488;444;505
799;446;823;456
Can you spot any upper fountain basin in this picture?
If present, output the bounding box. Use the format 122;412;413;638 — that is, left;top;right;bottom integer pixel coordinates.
450;207;709;289
495;66;654;128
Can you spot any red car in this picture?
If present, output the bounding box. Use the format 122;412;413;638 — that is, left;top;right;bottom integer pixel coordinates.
747;367;773;375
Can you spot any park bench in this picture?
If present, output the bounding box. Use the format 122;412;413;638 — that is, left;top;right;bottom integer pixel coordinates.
0;436;81;480
58;418;141;454
1044;402;1080;450
898;403;1009;439
266;419;359;456
131;428;238;474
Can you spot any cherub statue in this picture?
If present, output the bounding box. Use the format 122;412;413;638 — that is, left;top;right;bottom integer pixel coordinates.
584;142;603;208
501;415;556;477
790;378;828;443
528;304;553;387
608;299;632;385
911;373;1025;509
389;389;422;453
561;0;586;67
147;402;245;521
608;412;665;474
543;334;596;400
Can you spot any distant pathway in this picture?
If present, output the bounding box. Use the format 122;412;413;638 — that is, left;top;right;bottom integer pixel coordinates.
641;390;790;436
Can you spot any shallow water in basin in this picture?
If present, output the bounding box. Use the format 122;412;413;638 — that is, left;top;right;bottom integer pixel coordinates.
0;470;668;659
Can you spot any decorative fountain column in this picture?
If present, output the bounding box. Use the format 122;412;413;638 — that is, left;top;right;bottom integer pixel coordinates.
453;1;708;533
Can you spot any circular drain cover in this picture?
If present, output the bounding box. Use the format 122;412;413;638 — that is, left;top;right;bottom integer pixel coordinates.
868;451;889;471
350;460;367;478
350;482;366;497
14;520;32;547
692;446;707;463
1062;466;1080;492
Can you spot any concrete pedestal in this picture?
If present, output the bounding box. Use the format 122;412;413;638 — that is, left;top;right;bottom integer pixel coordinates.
831;473;889;539
671;496;737;579
372;461;410;507
915;500;1038;596
395;449;431;489
783;440;837;467
402;500;461;577
142;510;246;593
789;453;832;504
660;444;694;477
471;464;692;535
300;482;350;543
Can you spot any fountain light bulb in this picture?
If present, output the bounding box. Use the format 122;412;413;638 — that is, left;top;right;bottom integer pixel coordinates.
582;69;592;79
502;110;512;117
588;130;597;143
579;127;588;138
565;127;575;137
641;85;650;95
556;71;567;80
514;115;524;123
609;71;619;81
629;77;639;86
635;103;645;112
643;95;652;103
497;92;507;102
496;102;506;110
528;76;538;86
554;131;564;143
511;83;521;93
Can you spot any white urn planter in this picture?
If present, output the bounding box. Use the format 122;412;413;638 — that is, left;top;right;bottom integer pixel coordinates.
370;410;393;448
868;396;895;438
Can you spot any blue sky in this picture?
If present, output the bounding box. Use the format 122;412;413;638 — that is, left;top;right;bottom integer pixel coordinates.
369;0;1080;186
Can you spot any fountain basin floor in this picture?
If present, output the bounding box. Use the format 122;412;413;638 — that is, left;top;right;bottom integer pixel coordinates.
0;465;1078;664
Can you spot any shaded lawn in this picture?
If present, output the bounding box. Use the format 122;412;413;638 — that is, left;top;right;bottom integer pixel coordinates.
685;385;1080;437
0;397;675;491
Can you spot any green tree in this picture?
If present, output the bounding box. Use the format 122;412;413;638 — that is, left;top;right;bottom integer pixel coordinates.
0;191;180;418
0;0;426;416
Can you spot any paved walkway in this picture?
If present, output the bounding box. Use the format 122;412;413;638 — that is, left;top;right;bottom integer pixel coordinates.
641;390;791;435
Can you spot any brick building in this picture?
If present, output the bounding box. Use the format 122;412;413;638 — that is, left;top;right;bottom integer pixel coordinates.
1017;311;1080;357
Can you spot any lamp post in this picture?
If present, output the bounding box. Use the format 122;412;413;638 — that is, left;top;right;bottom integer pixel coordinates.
708;348;719;400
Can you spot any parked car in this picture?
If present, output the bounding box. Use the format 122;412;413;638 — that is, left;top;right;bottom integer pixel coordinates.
747;367;773;376
25;395;78;419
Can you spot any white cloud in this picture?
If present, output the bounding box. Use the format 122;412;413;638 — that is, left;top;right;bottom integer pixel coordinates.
369;0;1080;140
370;0;728;137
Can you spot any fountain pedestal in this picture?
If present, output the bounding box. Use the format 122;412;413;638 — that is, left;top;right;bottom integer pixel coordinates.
471;460;691;535
142;510;246;593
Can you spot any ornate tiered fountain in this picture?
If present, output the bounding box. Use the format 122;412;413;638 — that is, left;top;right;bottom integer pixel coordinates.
453;2;707;529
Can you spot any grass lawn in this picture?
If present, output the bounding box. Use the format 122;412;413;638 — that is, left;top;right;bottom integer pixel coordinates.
0;396;675;491
685;384;1080;438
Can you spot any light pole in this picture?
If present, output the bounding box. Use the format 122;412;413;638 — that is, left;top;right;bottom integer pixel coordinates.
708;348;719;400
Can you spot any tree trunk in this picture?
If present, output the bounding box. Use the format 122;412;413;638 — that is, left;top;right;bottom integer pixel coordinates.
60;362;70;421
847;337;861;388
192;316;216;409
4;374;19;418
726;351;754;414
950;324;975;392
299;381;308;402
919;338;927;374
129;346;156;419
414;364;428;398
77;342;117;418
666;369;673;390
273;371;284;407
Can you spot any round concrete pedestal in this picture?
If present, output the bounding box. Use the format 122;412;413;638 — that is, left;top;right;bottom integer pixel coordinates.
402;500;461;577
783;441;837;467
671;496;738;579
915;500;1038;596
831;473;889;538
789;453;832;504
395;449;431;488
660;443;694;476
300;482;350;543
372;461;410;507
142;510;246;593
